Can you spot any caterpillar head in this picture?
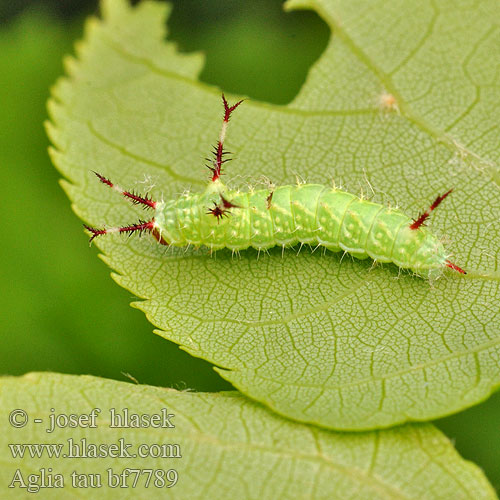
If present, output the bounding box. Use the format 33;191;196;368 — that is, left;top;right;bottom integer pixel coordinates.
410;235;447;278
410;233;465;278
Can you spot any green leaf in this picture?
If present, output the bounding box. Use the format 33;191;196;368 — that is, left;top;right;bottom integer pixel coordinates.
1;373;496;499
47;0;500;430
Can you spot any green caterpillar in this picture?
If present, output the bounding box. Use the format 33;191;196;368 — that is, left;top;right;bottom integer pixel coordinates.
85;95;466;279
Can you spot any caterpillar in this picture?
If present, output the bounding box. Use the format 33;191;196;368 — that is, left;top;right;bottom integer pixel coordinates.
85;95;466;279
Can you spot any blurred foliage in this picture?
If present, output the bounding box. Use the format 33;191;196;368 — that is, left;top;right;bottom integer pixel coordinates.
437;394;500;493
0;0;98;22
0;0;498;491
166;0;330;103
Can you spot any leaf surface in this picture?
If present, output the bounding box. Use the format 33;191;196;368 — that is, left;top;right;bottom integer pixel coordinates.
47;0;500;429
1;373;496;499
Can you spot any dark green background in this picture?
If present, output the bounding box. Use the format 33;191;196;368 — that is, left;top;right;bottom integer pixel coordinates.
1;0;498;491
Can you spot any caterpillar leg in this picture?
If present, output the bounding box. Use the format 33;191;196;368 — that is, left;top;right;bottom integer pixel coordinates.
93;171;157;209
207;94;243;182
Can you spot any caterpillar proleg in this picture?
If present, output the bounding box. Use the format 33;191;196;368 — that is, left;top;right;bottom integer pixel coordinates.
85;95;466;279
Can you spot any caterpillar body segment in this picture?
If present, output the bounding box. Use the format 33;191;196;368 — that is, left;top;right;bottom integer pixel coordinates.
85;95;466;279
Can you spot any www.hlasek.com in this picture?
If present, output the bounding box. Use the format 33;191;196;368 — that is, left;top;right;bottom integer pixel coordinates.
8;407;181;493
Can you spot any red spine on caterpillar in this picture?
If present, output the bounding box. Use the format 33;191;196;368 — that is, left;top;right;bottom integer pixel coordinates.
84;220;155;244
410;189;453;230
93;171;156;209
208;94;244;182
206;194;240;222
445;259;466;274
85;172;160;245
409;189;465;274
